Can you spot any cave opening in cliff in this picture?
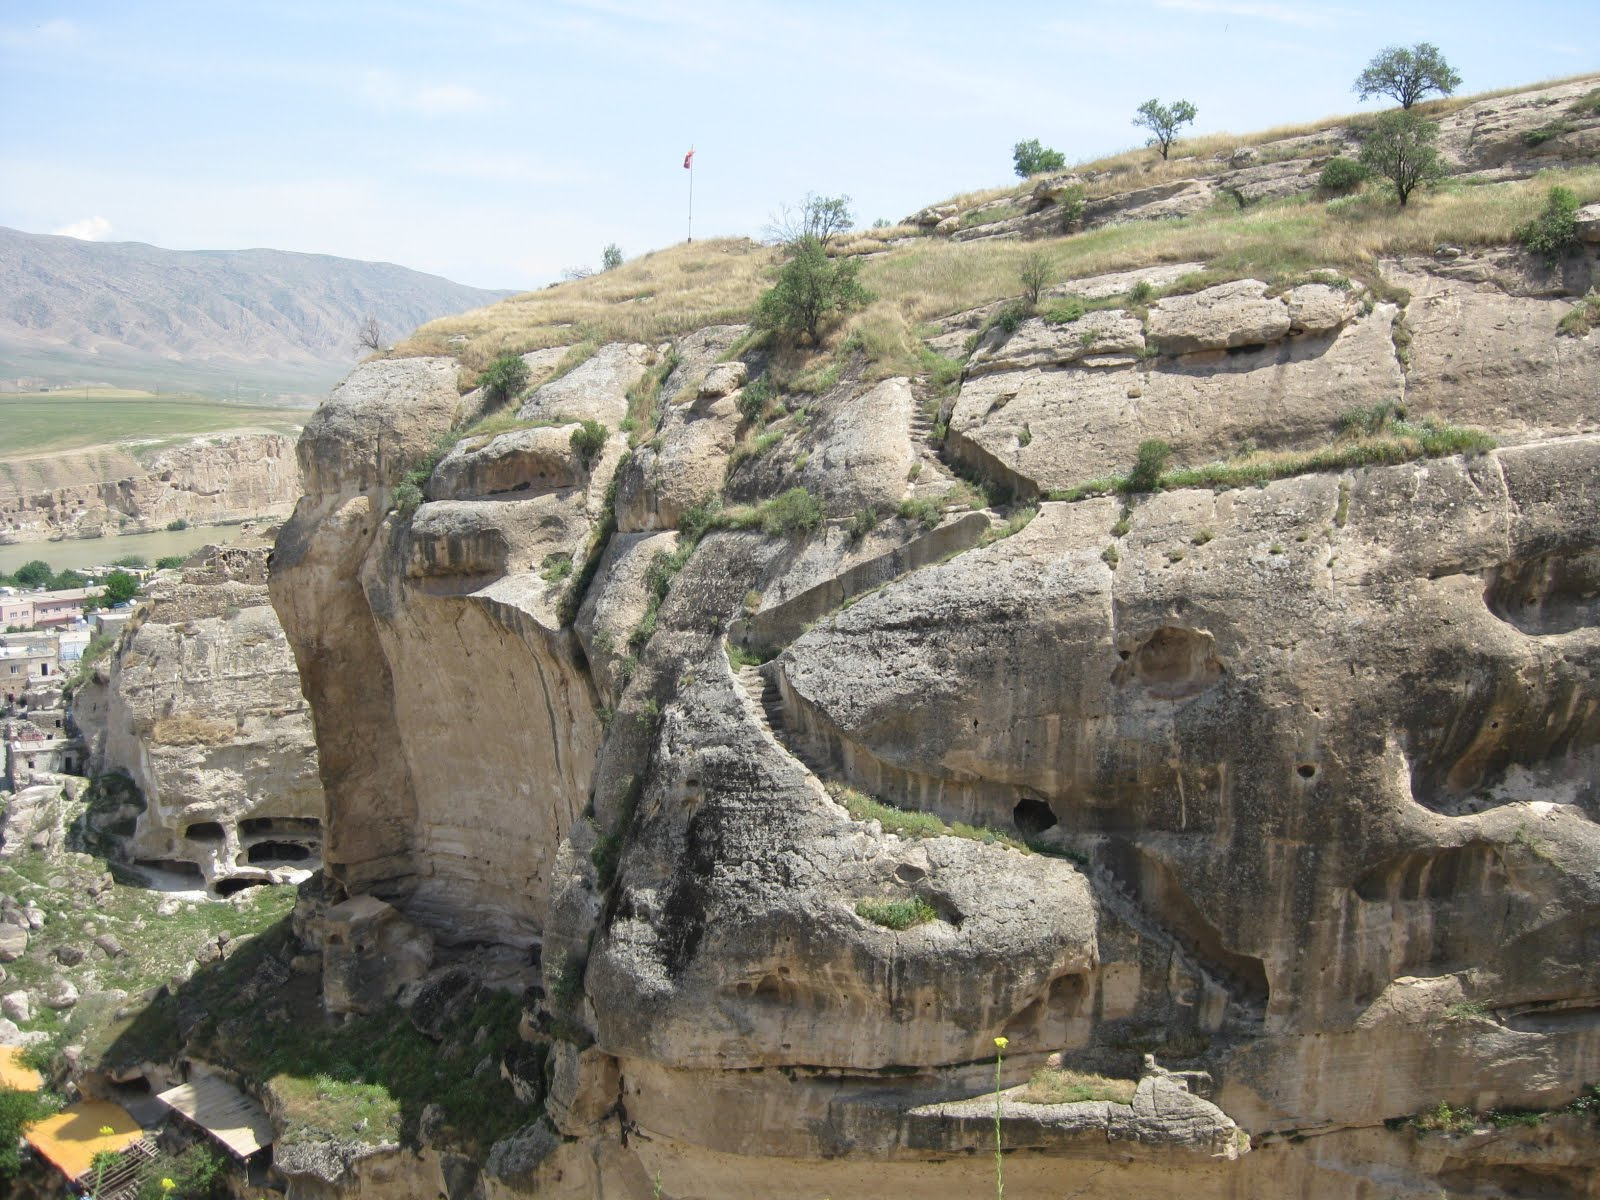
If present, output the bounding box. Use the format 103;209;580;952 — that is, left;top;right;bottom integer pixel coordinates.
1013;796;1059;836
244;840;313;864
213;877;270;897
184;821;225;842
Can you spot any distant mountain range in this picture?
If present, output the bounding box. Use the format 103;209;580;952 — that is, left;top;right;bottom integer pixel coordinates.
0;227;514;401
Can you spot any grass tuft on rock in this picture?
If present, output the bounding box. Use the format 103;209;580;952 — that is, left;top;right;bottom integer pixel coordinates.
855;896;937;930
1018;1068;1137;1105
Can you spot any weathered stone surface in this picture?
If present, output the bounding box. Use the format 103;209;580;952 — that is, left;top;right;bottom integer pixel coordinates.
297;357;464;496
321;895;434;1016
517;343;653;429
0;926;26;963
1146;279;1292;353
76;545;324;896
967;309;1146;376
949;301;1401;495
1578;202;1600;243
0;990;29;1021
430;426;585;500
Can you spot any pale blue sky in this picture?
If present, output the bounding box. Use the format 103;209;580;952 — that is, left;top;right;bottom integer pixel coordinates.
2;1;1595;289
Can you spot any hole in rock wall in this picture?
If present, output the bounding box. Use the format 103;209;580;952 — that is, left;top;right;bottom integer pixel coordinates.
1297;764;1317;779
184;822;225;842
1483;549;1600;636
1013;797;1059;836
1112;627;1225;700
244;841;314;864
214;877;270;897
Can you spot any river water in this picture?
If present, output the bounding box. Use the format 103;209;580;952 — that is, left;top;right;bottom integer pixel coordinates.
0;523;259;575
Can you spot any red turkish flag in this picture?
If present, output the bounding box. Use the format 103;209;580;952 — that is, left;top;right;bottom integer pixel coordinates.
683;147;695;169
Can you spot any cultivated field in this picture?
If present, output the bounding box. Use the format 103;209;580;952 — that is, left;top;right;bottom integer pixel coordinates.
0;389;310;456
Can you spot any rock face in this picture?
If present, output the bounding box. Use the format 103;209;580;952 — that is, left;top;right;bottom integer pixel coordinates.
0;431;303;544
75;544;325;895
266;173;1600;1195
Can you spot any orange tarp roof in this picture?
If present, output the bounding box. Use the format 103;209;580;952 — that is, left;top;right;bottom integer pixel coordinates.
23;1099;144;1181
0;1046;44;1091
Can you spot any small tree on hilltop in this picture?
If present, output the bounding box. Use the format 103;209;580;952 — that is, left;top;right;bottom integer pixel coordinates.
1012;138;1066;178
1018;251;1052;307
1133;98;1197;160
1359;110;1443;206
601;243;624;270
767;193;854;251
1354;43;1461;109
357;314;383;353
754;236;871;345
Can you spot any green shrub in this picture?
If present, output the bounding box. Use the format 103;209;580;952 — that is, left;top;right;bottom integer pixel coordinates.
392;480;424;515
758;487;823;537
855;896;937;930
1124;439;1172;493
847;506;881;541
1319;156;1369;193
571;418;608;467
989;301;1030;336
1410;1101;1476;1134
477;353;531;406
897;496;942;528
1041;296;1086;324
1127;280;1155;305
755;237;871;344
1524;121;1576;147
1338;400;1405;438
1516;185;1580;265
1570;88;1600;118
737;376;774;422
540;552;573;582
1558;293;1600;337
1057;185;1086;230
165;517;188;531
1018;252;1052;306
1012;138;1066;178
601;243;624;270
155;555;186;570
2;1086;63;1180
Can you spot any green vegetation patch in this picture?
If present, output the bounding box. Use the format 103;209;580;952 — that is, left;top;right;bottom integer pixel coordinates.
827;783;1030;852
1048;413;1494;503
0;392;306;457
855;896;937;930
1018;1068;1137;1105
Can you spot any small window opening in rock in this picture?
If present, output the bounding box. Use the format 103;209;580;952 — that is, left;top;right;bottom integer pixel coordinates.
246;841;313;864
1013;797;1059;836
213;877;269;898
184;822;226;841
1118;649;1131;660
1297;764;1317;779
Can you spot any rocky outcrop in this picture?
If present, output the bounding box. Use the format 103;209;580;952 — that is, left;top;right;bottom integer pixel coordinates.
75;544;324;895
261;115;1600;1198
0;432;303;544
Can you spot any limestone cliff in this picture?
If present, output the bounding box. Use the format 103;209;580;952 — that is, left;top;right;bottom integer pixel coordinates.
0;431;302;544
75;544;324;894
266;79;1600;1200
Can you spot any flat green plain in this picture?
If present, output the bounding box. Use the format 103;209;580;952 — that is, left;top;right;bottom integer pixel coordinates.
0;389;310;456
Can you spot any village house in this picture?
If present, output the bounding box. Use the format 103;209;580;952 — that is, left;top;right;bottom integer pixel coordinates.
1;586;91;630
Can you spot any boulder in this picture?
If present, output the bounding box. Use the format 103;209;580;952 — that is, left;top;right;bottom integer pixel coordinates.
0;926;26;962
1146;279;1292;353
1;991;30;1022
42;978;78;1009
1577;202;1600;243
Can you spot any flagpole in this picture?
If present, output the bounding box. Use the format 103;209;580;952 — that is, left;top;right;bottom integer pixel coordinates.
688;158;694;244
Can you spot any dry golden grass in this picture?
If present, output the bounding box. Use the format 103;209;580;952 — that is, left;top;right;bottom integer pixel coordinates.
831;166;1600;378
1019;1068;1137;1105
394;237;778;375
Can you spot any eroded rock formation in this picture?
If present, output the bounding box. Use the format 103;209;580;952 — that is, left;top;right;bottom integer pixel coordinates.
263;112;1600;1198
76;544;325;894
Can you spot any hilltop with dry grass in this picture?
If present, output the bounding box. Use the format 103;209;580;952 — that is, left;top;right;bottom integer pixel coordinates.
391;72;1600;397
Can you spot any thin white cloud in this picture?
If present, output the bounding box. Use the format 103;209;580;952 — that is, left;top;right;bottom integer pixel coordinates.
1153;0;1341;28
0;18;78;47
51;216;114;240
359;69;494;116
